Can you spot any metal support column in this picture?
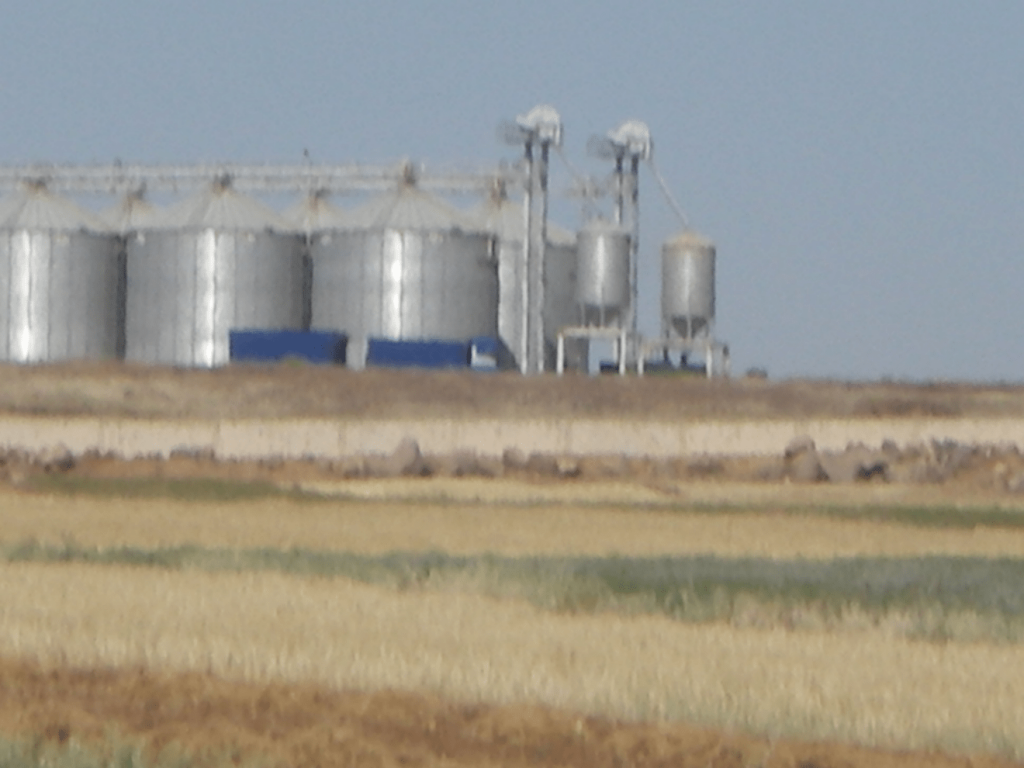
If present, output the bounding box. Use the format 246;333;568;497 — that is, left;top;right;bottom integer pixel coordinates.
625;154;641;366
519;147;533;374
524;138;551;375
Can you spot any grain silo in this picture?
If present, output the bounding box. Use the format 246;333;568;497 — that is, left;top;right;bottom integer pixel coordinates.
0;183;122;362
472;185;585;371
283;191;353;331
575;218;630;327
309;176;497;343
124;179;305;367
662;230;715;339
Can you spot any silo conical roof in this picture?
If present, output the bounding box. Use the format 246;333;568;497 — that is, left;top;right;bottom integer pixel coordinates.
103;192;159;233
581;216;628;236
147;181;291;231
344;182;485;233
665;229;714;248
0;184;108;233
283;193;351;232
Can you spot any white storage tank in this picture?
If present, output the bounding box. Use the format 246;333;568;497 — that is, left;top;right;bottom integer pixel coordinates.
575;218;630;327
0;183;122;362
124;179;305;367
310;179;497;342
662;230;715;338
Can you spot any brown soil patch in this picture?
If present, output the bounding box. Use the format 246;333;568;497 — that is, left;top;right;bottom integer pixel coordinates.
0;361;1022;421
0;656;1016;768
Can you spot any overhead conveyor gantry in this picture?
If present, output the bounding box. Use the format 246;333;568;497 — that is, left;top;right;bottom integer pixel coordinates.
0;161;527;197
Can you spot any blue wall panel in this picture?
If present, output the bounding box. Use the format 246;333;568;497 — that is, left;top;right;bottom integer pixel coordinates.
229;330;347;364
366;338;470;369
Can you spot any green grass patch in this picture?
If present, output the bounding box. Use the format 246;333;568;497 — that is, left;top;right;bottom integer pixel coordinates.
0;732;230;768
640;499;1024;530
21;471;1024;530
24;474;318;504
786;502;1024;530
6;539;1024;643
320;487;1024;530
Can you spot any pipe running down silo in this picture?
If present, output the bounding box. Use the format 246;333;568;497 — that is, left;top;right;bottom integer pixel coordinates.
500;105;562;375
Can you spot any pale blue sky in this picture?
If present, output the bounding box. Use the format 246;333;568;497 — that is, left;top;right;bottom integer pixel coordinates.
3;2;1022;381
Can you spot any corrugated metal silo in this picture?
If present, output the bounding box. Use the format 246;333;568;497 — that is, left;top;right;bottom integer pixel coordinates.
662;230;715;338
0;183;122;362
283;192;353;331
472;189;585;371
575;218;630;327
310;180;497;343
124;180;305;367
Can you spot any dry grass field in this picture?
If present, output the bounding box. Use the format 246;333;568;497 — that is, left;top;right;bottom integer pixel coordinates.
5;483;1024;559
3;363;1024;766
3;561;1024;761
304;475;1024;511
7;659;1017;768
2;480;1024;766
0;361;1022;421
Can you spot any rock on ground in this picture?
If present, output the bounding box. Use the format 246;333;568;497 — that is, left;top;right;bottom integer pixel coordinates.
786;450;825;483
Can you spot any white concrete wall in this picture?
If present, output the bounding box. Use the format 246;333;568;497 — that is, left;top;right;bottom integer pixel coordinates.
3;415;1024;460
